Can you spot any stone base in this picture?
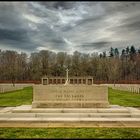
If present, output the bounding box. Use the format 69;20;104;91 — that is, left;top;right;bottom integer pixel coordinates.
0;105;140;128
32;101;109;108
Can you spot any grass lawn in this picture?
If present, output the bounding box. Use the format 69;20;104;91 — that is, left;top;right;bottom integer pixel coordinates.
0;86;32;106
0;128;140;138
108;87;140;107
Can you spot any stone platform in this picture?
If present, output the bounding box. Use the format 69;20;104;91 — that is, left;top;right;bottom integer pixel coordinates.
0;105;140;128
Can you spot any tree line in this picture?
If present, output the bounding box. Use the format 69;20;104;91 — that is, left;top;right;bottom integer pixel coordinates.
0;45;140;84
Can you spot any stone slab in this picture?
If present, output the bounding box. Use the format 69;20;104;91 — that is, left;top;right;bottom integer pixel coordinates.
32;85;109;108
0;117;140;128
0;112;133;118
12;105;131;113
0;107;15;113
1;117;140;121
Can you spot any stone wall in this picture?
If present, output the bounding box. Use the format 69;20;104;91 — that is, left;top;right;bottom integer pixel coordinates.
42;76;94;85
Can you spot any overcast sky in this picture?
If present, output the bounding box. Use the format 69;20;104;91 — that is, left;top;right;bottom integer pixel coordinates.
0;1;140;54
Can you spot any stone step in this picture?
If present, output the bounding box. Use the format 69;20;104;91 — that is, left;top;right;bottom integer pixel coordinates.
0;117;140;128
12;106;130;113
0;105;139;128
1;117;140;121
0;112;137;118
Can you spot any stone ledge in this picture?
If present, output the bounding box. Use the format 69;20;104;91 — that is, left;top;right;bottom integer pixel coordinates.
11;105;130;113
32;101;109;108
0;112;134;118
0;118;140;128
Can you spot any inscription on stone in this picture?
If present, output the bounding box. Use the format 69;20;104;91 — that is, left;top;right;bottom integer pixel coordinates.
56;94;85;101
32;85;109;108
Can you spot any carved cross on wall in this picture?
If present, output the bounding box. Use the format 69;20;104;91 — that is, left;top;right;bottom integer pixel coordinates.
66;68;69;81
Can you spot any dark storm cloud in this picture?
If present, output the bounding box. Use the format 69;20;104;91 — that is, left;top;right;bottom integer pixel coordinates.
0;2;140;54
0;29;28;41
0;28;39;51
75;41;112;53
81;41;111;49
0;2;40;52
0;3;29;30
109;18;140;33
39;1;75;10
110;21;140;34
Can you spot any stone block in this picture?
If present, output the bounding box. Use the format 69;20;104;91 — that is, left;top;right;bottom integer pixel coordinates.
32;85;109;108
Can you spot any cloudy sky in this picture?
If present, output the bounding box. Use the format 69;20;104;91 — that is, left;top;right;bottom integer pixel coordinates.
0;1;140;54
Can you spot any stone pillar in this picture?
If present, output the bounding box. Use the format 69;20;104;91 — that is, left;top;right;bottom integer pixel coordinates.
56;79;58;84
81;79;83;84
92;78;93;84
72;79;74;84
77;78;79;84
41;78;43;85
46;78;48;85
86;79;87;84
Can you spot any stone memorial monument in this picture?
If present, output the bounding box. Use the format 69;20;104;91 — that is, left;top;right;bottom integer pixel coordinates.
32;69;109;108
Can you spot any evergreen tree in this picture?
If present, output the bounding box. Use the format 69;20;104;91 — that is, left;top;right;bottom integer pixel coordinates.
130;45;136;54
121;49;126;57
126;46;130;55
103;52;106;58
99;53;103;58
109;47;114;57
114;48;119;57
130;45;136;61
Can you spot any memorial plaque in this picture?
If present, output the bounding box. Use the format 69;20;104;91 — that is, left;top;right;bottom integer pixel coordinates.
32;85;109;108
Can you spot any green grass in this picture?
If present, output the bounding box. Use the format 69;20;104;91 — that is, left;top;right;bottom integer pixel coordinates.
0;128;140;138
0;86;33;106
109;87;140;107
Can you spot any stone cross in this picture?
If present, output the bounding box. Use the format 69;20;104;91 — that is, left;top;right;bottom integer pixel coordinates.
66;68;69;81
64;68;69;85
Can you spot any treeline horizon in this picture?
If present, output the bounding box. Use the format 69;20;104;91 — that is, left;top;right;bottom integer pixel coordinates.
0;45;140;83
